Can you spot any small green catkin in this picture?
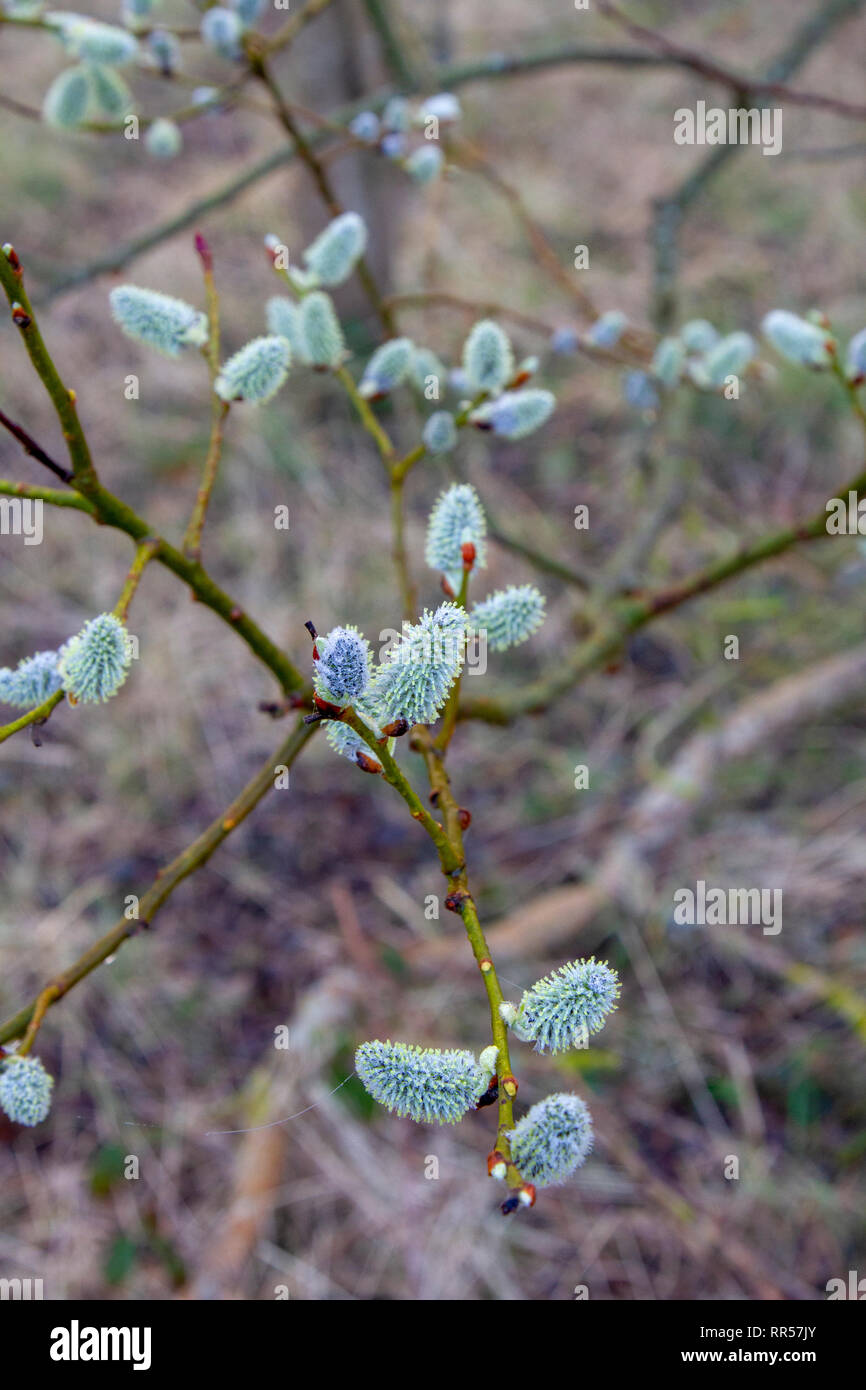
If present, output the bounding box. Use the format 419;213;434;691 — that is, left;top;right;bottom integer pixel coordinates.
422;410;457;454
507;1093;593;1187
58;612;134;704
301;211;368;287
88;64;133;122
651;335;686;387
145;117;183;159
761;310;835;368
298;291;345;368
109;285;208;357
405;145;444;184
265;297;307;362
0;1055;54;1126
215;336;291;404
693;331;755;388
355;1040;489;1124
470;388;555;440
48;14;140;65
470;584;546;652
42;64;94;129
462;318;514;395
359;337;415;398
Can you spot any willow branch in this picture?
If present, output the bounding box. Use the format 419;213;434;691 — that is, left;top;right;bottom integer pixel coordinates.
0;718;315;1045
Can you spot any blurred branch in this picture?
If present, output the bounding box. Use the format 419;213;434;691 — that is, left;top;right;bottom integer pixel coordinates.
0;405;72;482
0;717;315;1044
597;0;866;121
645;0;866;328
460;455;866;724
360;0;420;90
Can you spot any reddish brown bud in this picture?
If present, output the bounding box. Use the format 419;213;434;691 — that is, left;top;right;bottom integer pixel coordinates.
501;1075;518;1098
381;718;410;738
518;1183;537;1208
487;1149;507;1178
194;232;213;272
428;788;441;805
457;807;472;831
478;957;493;974
354;751;383;775
461;540;476;570
2;243;22;274
229;606;244;623
444;890;469;914
313;693;344;718
11;302;31;329
477;1077;499;1109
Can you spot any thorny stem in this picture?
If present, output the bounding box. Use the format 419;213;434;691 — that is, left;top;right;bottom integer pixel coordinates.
0;718;315;1046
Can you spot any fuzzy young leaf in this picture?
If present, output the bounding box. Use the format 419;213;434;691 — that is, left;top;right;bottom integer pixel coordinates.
298;291;344;368
109;285;208;357
0;1055;54;1127
470;388;555;440
215;335;290;404
761;310;835;368
0;650;63;708
301;211;368;288
371;603;468;727
462;319;514;395
425;482;486;592
58;613;134;704
359;337;414;398
355;1040;488;1124
513;957;621;1052
507;1093;593;1186
470;584;545;653
313;625;371;706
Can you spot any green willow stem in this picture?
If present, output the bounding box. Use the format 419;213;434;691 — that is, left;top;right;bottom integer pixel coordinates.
0;479;94;511
0;689;64;745
113;539;159;623
0;718;315;1045
0;250;306;697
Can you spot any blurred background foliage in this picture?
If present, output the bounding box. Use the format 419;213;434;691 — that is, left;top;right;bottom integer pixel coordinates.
1;0;865;1299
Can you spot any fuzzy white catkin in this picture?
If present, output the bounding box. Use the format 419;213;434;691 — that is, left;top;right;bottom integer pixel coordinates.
507;1093;593;1186
301;212;367;287
215;336;291;404
470;585;546;652
761;310;834;368
298;292;344;368
425;483;487;591
109;285;208;357
462;319;514;395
